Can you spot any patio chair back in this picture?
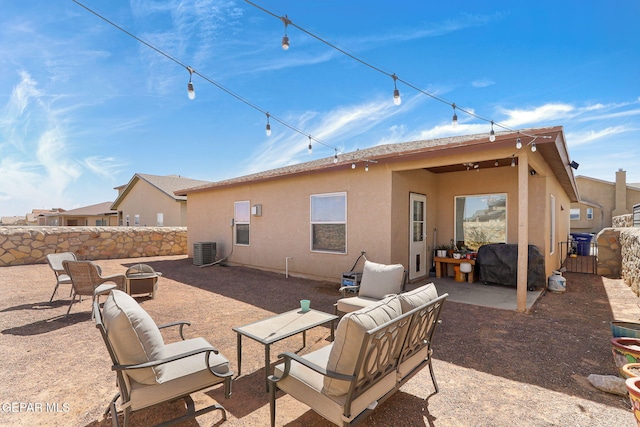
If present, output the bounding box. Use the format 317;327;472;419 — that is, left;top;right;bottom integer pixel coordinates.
62;260;124;318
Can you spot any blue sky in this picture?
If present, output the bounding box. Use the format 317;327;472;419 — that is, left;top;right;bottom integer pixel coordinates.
1;0;639;217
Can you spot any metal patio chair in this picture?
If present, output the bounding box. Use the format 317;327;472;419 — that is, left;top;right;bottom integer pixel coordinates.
46;252;77;302
62;260;125;318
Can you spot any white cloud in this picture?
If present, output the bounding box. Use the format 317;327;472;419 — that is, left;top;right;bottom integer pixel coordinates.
472;79;495;88
498;103;575;127
565;126;631;146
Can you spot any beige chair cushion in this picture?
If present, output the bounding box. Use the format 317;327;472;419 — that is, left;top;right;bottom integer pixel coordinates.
103;290;165;385
274;344;396;426
398;283;438;313
358;260;404;299
130;337;231;411
323;296;401;396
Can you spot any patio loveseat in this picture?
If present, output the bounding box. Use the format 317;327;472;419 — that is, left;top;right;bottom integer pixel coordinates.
268;283;447;426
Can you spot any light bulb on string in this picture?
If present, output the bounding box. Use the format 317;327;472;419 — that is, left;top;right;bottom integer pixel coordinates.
365;163;369;172
186;66;195;100
265;113;271;136
515;136;522;149
308;136;313;154
531;141;537;152
281;16;291;50
333;149;338;164
452;103;458;127
392;74;401;106
495;160;499;167
351;162;356;169
489;121;496;142
511;155;516;167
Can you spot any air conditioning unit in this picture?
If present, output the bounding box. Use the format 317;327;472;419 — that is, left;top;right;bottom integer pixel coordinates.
193;242;216;266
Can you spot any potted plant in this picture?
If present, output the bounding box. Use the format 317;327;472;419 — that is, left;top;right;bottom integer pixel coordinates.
436;245;448;258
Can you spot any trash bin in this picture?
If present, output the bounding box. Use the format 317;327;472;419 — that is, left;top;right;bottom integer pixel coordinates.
571;233;593;256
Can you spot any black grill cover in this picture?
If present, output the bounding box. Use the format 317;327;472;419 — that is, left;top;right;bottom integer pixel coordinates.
476;244;545;290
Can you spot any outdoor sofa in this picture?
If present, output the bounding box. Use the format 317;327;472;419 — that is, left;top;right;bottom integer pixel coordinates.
269;283;447;426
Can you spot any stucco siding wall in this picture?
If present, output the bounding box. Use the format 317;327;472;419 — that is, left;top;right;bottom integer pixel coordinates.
187;167;394;282
118;180;185;226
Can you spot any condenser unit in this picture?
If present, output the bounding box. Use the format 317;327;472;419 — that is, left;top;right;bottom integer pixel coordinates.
193;242;216;266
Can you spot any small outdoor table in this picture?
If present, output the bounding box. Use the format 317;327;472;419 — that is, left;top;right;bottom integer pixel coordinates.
125;264;161;298
233;308;338;391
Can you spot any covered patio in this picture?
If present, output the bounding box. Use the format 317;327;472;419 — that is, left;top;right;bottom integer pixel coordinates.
0;255;636;426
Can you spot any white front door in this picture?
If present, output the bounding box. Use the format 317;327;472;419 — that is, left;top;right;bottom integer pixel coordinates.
409;193;427;281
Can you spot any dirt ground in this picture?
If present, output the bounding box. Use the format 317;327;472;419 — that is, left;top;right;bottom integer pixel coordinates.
0;255;638;427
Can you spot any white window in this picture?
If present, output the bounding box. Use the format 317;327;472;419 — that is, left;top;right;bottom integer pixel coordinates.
234;201;250;245
310;192;347;253
454;194;507;250
157;213;164;227
125;215;130;226
550;195;556;255
587;208;594;220
570;208;580;221
134;214;140;226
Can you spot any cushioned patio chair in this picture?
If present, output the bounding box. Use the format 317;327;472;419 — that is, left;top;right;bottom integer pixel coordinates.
94;290;233;426
335;259;406;315
46;252;77;302
62;260;125;318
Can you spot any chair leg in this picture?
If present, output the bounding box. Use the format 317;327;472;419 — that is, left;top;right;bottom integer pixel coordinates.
49;284;60;302
428;358;439;393
269;380;277;427
65;292;77;318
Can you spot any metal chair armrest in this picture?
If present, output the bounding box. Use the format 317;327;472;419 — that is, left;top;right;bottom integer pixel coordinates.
269;351;355;383
158;321;191;340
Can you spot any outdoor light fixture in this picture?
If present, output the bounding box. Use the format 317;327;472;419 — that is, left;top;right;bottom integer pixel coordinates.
334;149;338;164
365;163;369;172
511;155;516;167
489;121;496;142
265;113;271;136
392;74;401;106
186;66;195;100
570;160;579;170
531;141;537;152
452;103;458;127
281;15;291;50
351;162;356;169
515;136;522;149
495;160;499;167
308;136;313;154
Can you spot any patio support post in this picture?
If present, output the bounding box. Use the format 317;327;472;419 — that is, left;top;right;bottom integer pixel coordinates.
517;151;529;312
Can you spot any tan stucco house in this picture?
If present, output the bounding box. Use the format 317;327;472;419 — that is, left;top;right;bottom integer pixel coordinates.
178;126;578;311
111;173;210;227
42;202;117;226
571;169;640;234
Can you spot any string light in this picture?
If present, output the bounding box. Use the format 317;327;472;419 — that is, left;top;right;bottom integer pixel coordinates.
489;121;496;142
392;74;401;106
186;66;195;100
495;160;499;167
351;162;356;169
452;103;458;127
281;15;291;50
511;155;516;167
308;136;313;154
265;113;271;136
333;148;338;163
531;141;537;152
515;136;522;149
365;163;369;172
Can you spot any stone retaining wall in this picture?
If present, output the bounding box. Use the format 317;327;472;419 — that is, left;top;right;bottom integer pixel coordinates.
597;226;640;295
613;214;633;228
0;226;187;267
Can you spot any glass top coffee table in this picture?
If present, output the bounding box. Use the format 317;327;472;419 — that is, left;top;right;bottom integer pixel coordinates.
233;308;338;391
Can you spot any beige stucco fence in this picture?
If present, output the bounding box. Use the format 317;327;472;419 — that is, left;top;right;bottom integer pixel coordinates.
597;214;640;295
0;226;187;267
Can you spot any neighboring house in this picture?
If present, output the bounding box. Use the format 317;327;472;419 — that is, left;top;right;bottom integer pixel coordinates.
571;169;640;234
42;202;117;226
178;126;579;312
111;173;210;227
